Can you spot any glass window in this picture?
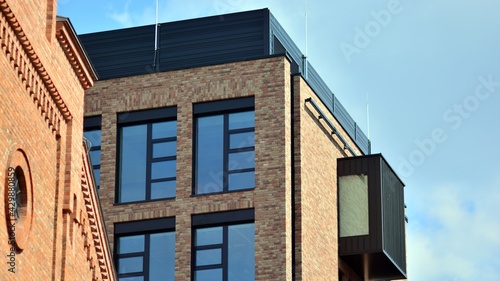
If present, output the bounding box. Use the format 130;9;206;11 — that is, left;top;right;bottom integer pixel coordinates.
150;181;176;200
118;235;145;254
228;224;255;281
118;120;176;203
120;125;147;202
84;129;101;189
193;223;254;281
149;232;175;280
195;269;222;281
195;110;255;195
116;231;175;281
195;226;223;246
115;218;175;281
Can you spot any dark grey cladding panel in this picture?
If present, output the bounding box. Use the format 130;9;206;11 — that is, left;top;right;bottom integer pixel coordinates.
381;159;406;275
79;9;270;79
356;124;370;152
306;63;370;155
158;9;269;71
269;12;303;74
78;8;371;155
273;36;286;55
79;25;156;80
333;95;356;137
338;154;406;279
269;11;371;155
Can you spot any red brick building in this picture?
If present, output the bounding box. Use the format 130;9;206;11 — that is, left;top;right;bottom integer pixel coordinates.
82;9;407;281
0;0;115;280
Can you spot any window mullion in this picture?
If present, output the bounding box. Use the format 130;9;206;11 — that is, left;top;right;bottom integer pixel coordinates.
223;226;229;281
144;234;150;280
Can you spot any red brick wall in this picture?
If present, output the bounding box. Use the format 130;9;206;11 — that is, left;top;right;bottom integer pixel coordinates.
0;0;114;280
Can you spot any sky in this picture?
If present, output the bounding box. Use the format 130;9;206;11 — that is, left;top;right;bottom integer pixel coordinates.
58;1;500;280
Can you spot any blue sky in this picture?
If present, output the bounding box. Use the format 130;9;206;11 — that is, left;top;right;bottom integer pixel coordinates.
58;1;500;280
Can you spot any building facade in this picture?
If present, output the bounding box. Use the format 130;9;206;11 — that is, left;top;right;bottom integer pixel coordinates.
0;0;115;280
81;9;406;281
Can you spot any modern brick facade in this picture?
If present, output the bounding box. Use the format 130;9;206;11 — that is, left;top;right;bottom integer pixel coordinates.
0;0;115;280
82;9;407;281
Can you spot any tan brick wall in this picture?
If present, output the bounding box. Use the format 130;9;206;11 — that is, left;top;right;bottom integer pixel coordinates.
0;0;114;280
85;56;293;280
293;75;363;281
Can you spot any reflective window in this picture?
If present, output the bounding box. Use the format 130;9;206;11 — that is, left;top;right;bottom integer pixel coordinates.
119;120;176;203
195;110;255;194
194;223;254;281
228;224;255;280
84;129;101;188
116;231;175;281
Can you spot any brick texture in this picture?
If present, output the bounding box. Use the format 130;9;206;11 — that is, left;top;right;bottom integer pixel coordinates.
0;0;114;280
86;52;366;280
86;56;294;280
292;75;363;281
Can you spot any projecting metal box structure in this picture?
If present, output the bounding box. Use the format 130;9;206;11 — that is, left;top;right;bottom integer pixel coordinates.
338;154;406;280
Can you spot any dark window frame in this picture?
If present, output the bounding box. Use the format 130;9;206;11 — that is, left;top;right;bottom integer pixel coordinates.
193;97;255;195
84;116;102;189
115;217;176;281
191;209;255;281
116;107;177;204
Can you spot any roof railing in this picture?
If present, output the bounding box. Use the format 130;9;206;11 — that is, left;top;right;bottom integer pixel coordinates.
305;97;357;157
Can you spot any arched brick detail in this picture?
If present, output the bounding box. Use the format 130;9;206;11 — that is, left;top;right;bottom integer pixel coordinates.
4;147;34;251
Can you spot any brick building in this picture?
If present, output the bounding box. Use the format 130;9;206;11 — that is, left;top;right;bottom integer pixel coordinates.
81;9;407;281
0;0;115;280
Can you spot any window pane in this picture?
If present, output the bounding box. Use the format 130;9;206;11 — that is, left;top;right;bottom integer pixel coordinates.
150;232;175;281
196;248;222;266
120;125;147;202
153;141;176;158
228;151;254;171
196;115;223;194
119;277;144;281
84;130;101;146
228;223;255;281
151;160;176;180
90;150;101;165
152;121;176;139
196;227;223;246
195;268;222;281
229;111;254;130
118;256;143;274
151;180;176;199
230;131;254;149
228;172;254;191
118;235;145;254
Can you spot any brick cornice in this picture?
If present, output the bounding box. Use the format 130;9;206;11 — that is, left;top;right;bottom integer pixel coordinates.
56;17;97;90
0;0;71;129
81;142;116;281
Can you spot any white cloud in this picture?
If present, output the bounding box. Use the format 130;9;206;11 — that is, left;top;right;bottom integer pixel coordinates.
407;180;500;280
105;0;157;28
106;0;134;27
